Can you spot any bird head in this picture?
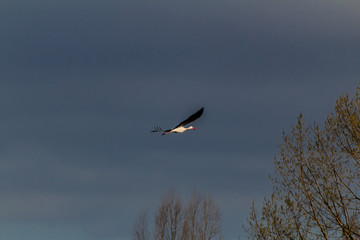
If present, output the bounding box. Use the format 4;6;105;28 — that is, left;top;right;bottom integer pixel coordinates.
189;126;197;130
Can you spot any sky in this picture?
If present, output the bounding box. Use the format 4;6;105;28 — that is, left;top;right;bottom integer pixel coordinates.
1;0;360;239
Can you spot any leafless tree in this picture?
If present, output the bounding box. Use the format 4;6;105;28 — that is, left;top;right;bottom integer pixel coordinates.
133;209;150;240
242;87;360;240
133;190;222;240
182;191;222;240
181;191;202;240
154;190;183;240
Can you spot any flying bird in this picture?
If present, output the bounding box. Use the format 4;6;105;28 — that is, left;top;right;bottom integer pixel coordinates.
152;107;204;135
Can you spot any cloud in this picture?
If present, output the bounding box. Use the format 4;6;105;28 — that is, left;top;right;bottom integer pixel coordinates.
2;0;359;80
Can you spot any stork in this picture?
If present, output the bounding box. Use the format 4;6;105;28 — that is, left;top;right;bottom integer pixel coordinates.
151;107;204;135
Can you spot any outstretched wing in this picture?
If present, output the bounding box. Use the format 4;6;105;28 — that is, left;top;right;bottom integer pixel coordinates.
175;107;204;128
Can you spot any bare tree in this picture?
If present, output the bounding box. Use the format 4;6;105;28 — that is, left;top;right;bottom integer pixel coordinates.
198;194;222;240
133;209;150;240
133;190;222;240
181;191;202;240
154;190;183;240
243;87;360;240
182;191;222;240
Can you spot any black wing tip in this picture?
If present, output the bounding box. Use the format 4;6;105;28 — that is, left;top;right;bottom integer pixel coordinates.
197;107;204;115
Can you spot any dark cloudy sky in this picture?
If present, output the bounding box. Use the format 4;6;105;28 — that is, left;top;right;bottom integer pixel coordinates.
1;0;360;239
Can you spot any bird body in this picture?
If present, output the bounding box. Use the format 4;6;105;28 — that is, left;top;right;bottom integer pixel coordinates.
152;107;204;136
163;126;196;135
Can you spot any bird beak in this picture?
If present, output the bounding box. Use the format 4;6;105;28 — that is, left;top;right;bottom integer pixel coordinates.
193;127;197;130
